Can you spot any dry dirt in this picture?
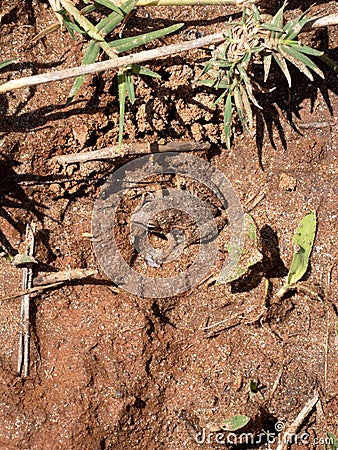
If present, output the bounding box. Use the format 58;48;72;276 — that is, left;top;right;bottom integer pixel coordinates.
0;1;338;449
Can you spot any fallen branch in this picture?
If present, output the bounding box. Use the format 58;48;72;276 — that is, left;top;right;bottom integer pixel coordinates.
53;141;211;165
1;12;337;94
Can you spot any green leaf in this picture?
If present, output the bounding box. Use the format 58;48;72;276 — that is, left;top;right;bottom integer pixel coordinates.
196;79;222;89
285;42;324;57
269;1;286;41
222;415;251;431
125;70;135;104
0;59;15;70
233;86;246;129
220;213;263;283
237;65;261;109
260;23;285;33
66;0;135;103
109;23;183;53
286;210;317;286
325;432;338;450
67;41;100;104
318;54;338;73
118;71;127;148
239;83;253;129
273;53;292;87
93;0;124;15
11;254;38;266
280;44;324;78
131;64;161;78
278;45;314;81
223;91;233;149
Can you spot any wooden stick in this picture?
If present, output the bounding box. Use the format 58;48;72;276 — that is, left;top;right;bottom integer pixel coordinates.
0;32;226;94
53;141;211;165
17;223;36;378
276;391;319;450
0;11;336;94
2;269;106;301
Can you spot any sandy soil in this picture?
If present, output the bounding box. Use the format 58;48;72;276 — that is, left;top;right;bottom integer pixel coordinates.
0;0;337;449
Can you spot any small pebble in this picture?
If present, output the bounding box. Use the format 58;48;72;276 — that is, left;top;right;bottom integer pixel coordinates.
279;172;297;191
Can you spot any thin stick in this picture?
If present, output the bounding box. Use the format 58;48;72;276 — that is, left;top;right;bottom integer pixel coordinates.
0;32;226;94
1;268;117;301
276;391;319;450
303;13;338;31
0;11;337;94
53;141;211;165
17;223;36;377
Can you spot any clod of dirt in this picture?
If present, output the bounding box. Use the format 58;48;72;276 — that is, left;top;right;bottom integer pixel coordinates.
279;172;297;191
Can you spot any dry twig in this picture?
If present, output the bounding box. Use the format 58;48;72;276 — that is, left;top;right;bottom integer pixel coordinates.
17;223;36;377
53;141;211;165
1;12;337;94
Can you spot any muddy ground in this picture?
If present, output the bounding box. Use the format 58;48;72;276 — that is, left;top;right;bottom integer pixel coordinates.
0;0;337;449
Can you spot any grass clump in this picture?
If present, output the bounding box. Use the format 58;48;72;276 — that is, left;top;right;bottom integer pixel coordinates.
197;2;337;147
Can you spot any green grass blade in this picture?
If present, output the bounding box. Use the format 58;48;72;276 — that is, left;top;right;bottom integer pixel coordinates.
67;41;100;104
109;23;183;53
96;0;135;35
278;46;314;81
239;83;253;129
280;44;324;78
223;91;233;149
273;53;291;87
60;0;105;42
260;23;285;33
233;86;246;130
318;54;338;73
131;64;161;78
93;0;124;15
237;65;261;109
125;70;135;104
284;16;311;40
0;59;15;70
286;210;316;285
118;71;127;148
196;80;229;89
270;1;286;41
284;42;324;57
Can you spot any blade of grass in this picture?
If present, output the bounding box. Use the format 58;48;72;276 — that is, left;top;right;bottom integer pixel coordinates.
109;23;183;53
93;0;124;15
131;64;161;78
118;71;127;149
125;70;135;104
233;86;246;129
239;83;253;129
223;91;233;149
278;46;314;81
0;59;15;70
280;44;324;78
67;0;135;103
273;52;292;87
